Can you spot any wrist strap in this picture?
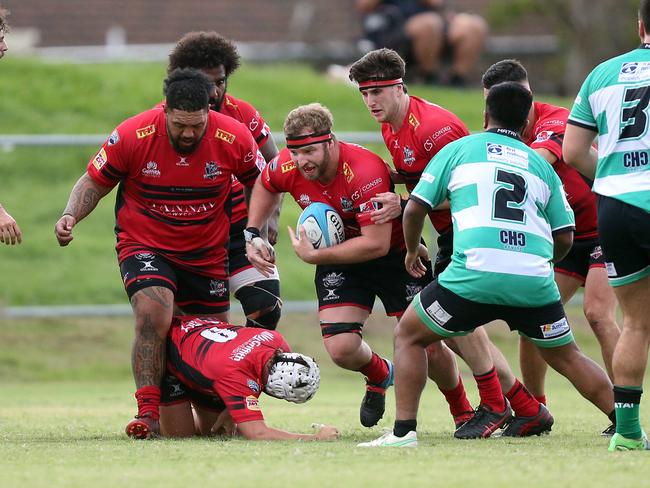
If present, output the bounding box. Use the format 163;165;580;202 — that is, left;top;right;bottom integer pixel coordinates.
244;227;261;242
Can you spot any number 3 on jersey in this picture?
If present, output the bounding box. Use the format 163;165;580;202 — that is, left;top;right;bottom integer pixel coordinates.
620;85;650;141
492;168;528;224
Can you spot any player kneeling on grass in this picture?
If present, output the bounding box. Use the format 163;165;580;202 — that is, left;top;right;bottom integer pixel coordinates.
359;82;615;447
159;316;339;441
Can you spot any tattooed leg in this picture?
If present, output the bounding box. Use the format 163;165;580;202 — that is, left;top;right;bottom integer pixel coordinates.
130;286;174;388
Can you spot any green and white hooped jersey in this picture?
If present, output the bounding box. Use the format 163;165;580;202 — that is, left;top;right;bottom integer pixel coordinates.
411;129;575;307
569;45;650;212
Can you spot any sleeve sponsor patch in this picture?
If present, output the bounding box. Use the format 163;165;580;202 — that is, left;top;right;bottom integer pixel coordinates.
245;395;261;411
108;130;120;146
358;201;380;213
93;148;108;170
534;130;554;143
215;128;236;144
281;160;296;173
136;124;156;139
343;162;354;182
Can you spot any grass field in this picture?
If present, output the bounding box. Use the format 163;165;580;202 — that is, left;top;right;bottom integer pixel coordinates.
1;308;649;487
0;58;573;306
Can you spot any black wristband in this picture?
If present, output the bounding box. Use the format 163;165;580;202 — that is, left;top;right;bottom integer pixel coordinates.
244;226;261;243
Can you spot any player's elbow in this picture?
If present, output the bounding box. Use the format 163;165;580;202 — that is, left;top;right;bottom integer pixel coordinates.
552;230;574;263
237;420;268;440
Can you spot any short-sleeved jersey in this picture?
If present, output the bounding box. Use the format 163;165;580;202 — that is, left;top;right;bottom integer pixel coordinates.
87;108;263;274
528;102;598;240
411;129;575;307
220;94;272;224
382;95;469;234
167;316;290;423
262;142;405;252
568;45;650;212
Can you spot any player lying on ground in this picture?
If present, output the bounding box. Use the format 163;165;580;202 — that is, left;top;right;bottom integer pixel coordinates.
160;315;339;441
359;82;615;447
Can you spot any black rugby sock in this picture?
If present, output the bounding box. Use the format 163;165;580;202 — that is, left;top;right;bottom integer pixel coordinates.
394;419;417;437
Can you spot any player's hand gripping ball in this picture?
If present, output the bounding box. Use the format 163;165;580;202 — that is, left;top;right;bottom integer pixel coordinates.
296;202;345;249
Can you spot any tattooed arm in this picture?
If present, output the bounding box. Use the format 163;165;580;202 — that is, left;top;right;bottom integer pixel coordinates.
54;173;112;246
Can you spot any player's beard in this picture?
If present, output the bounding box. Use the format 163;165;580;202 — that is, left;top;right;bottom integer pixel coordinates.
169;127;207;155
300;145;331;181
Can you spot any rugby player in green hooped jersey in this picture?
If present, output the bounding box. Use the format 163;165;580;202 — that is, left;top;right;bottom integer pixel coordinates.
564;0;650;452
359;82;614;448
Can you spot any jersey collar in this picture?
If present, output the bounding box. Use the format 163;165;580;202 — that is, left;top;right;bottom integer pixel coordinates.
486;128;522;140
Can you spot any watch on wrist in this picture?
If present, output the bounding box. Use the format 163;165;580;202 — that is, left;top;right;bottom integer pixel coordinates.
244;226;261;243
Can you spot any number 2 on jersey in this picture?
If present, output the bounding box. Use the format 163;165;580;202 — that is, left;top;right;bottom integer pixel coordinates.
492;168;527;224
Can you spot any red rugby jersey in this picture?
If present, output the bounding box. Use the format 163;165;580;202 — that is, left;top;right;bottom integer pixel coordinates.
527;102;598;240
167;316;290;423
220;94;272;225
262;142;406;253
87;107;263;275
381;96;469;234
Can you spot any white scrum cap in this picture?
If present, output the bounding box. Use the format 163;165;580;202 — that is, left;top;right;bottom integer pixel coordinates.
265;352;320;403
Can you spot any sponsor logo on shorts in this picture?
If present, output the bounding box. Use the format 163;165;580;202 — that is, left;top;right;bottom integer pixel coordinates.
425;300;452;326
108;130;120;146
606;261;617;277
136;124;156;139
142;161;161;177
539;317;570;338
135;252;158;272
215;128;236;144
93;148;108;170
590;245;603;260
168;381;185;398
403;146;415;166
204;161;221;180
322;272;344;301
245;395;261;411
405;283;422;302
209;279;227;297
247;379;260;393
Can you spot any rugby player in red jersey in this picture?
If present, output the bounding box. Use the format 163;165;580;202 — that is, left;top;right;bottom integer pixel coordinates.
245;103;435;428
349;49;551;438
159;316;339;441
166;32;283;331
54;69;263;439
481;59;620;434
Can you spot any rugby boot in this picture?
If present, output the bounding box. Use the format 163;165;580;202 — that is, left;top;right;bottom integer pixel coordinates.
454;410;475;429
454;399;512;439
360;359;394;427
608;431;650;451
125;413;160;439
501;403;554;437
357;430;418;448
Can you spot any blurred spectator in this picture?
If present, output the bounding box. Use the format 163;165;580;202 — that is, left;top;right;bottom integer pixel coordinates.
357;0;487;86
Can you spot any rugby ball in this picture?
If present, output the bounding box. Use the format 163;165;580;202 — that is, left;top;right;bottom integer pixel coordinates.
297;202;345;249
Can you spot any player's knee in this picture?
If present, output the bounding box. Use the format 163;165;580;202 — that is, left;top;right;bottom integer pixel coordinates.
235;280;282;330
321;323;363;364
